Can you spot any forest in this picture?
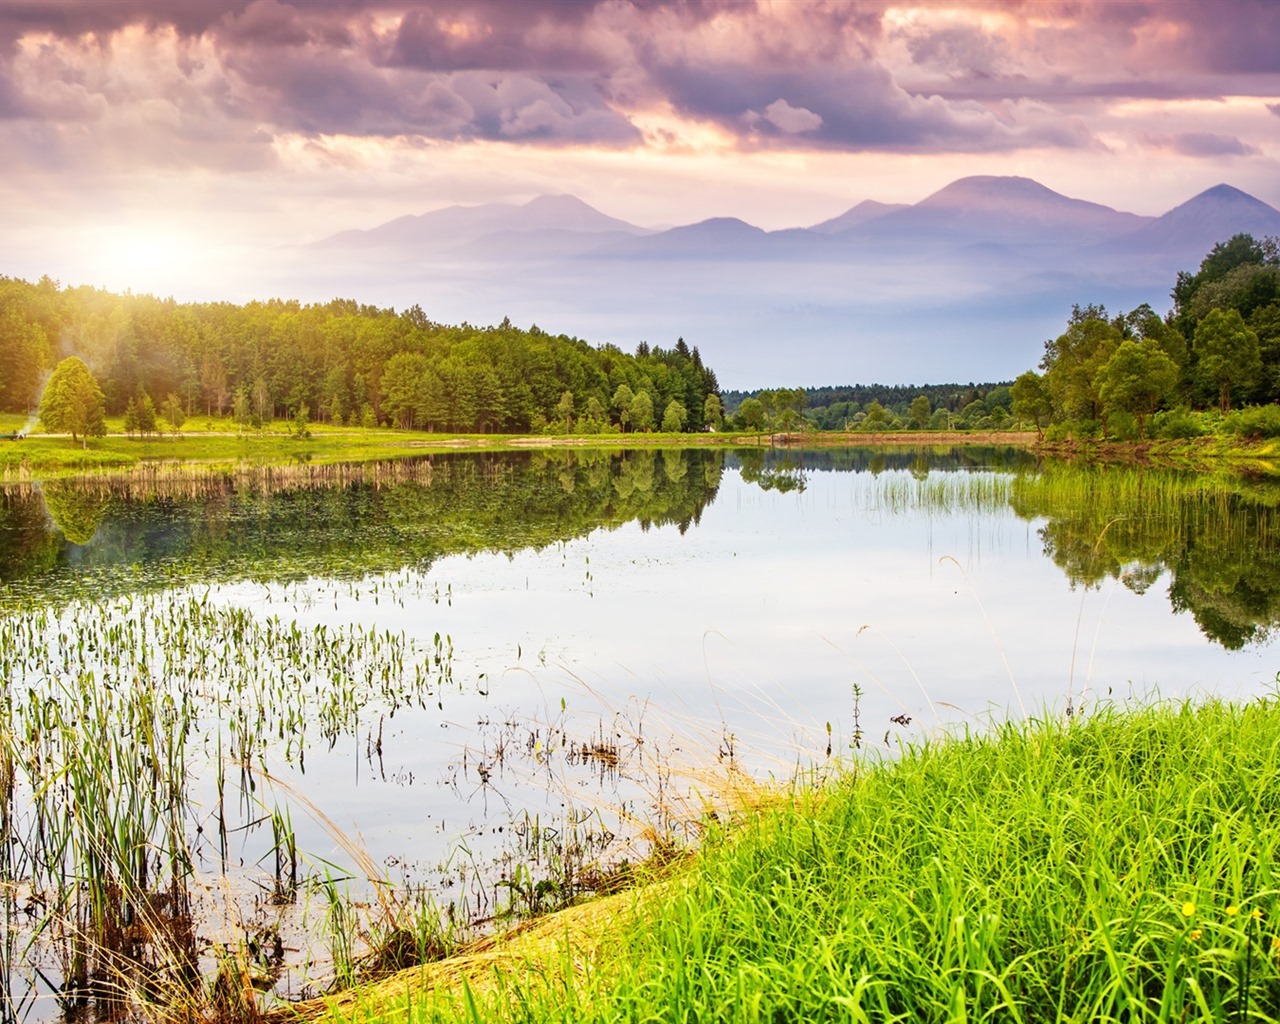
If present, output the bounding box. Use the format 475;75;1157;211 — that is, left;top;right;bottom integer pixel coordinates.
1013;233;1280;440
0;278;721;435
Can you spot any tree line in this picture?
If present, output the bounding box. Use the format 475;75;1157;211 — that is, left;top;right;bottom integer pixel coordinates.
0;277;722;436
1012;234;1280;440
721;383;1015;433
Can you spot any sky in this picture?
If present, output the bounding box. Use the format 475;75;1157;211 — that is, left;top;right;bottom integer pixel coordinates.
2;0;1279;337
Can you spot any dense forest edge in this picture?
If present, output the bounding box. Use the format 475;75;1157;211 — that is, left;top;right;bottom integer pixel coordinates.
0;282;724;441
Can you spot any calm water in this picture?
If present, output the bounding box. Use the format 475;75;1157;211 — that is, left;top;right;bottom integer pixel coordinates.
3;446;1279;1015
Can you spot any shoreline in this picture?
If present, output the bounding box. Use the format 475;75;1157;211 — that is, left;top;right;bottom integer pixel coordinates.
3;424;1279;481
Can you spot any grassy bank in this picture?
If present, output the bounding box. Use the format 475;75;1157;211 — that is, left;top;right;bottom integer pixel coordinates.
305;696;1280;1024
6;412;1279;480
0;415;1040;478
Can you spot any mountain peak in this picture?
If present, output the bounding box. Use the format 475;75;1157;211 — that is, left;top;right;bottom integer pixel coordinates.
920;175;1062;207
1192;183;1255;202
810;199;908;234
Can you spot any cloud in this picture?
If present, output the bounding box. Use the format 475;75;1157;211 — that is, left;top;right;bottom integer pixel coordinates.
1142;131;1260;158
755;99;823;135
1269;103;1280;118
0;0;1274;177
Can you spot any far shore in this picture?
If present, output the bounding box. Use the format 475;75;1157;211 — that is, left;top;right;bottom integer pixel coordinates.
2;418;1278;480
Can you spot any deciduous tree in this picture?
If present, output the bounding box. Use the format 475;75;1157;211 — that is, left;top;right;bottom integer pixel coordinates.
1195;308;1261;413
38;356;106;447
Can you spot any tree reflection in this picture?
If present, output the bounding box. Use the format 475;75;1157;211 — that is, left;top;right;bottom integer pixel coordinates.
0;450;726;608
1010;465;1280;649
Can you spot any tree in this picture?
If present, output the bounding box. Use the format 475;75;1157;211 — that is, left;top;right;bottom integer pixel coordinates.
38;357;106;447
135;389;158;437
556;390;575;433
1195;308;1261;413
862;400;888;428
232;386;253;433
122;397;140;437
737;396;765;432
1096;340;1179;440
703;393;723;431
1040;314;1123;429
1011;371;1053;438
612;383;634;432
162;392;186;433
630;390;654;432
661;399;687;432
908;394;931;429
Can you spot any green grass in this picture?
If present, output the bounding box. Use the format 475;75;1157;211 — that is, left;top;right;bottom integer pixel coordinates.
0;414;1042;478
324;695;1280;1023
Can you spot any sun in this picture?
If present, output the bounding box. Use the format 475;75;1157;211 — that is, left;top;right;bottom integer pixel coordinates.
77;223;199;295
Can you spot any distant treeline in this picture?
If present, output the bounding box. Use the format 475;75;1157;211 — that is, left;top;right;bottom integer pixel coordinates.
723;382;1015;432
0;277;721;434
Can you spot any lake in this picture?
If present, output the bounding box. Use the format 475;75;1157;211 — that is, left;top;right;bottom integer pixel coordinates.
3;446;1278;1019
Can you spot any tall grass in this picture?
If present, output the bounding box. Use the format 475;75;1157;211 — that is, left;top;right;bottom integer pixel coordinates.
340;695;1280;1024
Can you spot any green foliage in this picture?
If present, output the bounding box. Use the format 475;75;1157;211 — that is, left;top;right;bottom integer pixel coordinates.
161;392;186;432
38;356;107;446
862;399;888;427
1011;371;1052;437
1097;339;1180;439
742;382;1014;432
736;396;765;432
0;277;721;436
1028;236;1280;436
1219;404;1280;439
702;392;723;431
908;394;931;428
660;399;687;433
1195;308;1262;414
629;390;654;432
1150;407;1206;440
1040;311;1124;427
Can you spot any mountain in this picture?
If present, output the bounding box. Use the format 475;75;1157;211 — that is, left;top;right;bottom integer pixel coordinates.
287;178;1280;388
809;200;908;234
852;176;1151;245
1106;184;1280;256
314;194;650;250
597;216;772;258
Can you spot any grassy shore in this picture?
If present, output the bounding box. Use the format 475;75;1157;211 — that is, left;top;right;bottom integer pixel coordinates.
4;412;1278;480
0;415;1041;479
298;696;1280;1024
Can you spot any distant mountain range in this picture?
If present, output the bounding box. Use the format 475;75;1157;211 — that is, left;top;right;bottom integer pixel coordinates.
295;177;1280;388
317;176;1280;264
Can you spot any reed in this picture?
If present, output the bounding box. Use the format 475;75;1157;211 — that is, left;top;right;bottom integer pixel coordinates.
0;590;455;1020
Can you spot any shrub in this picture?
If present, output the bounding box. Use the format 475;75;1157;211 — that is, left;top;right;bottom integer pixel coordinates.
1151;408;1206;440
1220;404;1280;439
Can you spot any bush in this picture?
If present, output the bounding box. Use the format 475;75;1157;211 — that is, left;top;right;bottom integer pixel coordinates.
1043;421;1072;442
1220;404;1280;439
1107;411;1140;441
1151;407;1206;440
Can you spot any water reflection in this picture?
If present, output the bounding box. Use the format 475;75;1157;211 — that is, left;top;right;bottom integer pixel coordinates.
0;450;726;608
1008;464;1280;649
4;449;1280;651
